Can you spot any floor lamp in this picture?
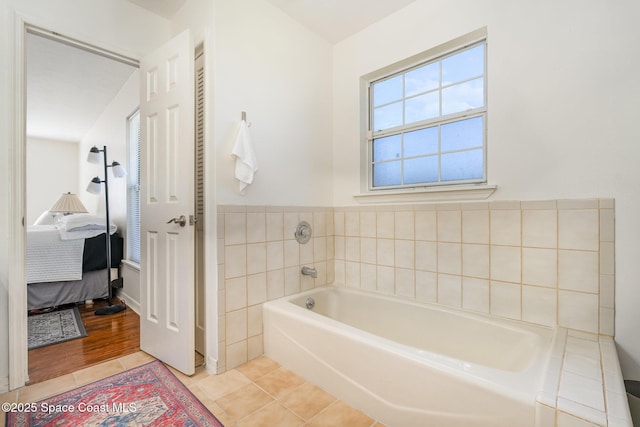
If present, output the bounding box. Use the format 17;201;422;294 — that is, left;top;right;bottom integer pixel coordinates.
87;145;127;315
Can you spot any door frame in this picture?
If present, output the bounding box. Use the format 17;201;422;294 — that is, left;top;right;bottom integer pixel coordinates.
8;12;28;391
7;14;142;389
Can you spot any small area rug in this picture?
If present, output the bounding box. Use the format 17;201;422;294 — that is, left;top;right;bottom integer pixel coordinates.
6;360;224;426
28;306;87;350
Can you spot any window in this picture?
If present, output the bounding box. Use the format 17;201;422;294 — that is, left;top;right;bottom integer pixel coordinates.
126;109;141;264
367;38;486;190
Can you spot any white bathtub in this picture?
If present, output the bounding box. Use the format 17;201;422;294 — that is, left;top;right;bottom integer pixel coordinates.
263;286;557;427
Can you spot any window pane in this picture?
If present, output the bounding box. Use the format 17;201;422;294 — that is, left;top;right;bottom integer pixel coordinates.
405;92;439;124
373;101;403;131
373;75;403;106
442;44;484;85
368;40;486;190
441;116;483;152
405;62;439;96
441;149;483;181
404;126;438;157
442;77;484;115
373;161;402;187
404;156;439;184
373;134;401;162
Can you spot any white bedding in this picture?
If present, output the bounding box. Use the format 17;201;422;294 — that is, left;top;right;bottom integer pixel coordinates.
56;214;117;240
26;225;85;283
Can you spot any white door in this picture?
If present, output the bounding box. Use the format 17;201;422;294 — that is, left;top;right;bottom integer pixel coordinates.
139;29;195;375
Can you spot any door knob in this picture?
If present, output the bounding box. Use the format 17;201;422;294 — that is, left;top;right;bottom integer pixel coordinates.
167;215;187;227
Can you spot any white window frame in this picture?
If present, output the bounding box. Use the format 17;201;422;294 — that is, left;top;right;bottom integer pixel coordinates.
357;28;496;203
126;108;141;264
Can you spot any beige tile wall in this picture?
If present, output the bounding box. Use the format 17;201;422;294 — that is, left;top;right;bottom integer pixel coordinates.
217;199;614;372
334;198;615;336
217;205;334;372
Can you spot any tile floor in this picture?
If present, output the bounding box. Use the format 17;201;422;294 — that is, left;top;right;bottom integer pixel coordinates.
0;352;384;427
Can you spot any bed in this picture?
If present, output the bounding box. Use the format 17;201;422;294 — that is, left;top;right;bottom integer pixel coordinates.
26;215;124;310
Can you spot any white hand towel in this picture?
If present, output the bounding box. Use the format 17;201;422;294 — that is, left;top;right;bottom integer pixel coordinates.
231;120;258;194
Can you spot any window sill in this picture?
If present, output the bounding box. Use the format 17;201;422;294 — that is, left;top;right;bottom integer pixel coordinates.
122;259;140;271
353;184;497;204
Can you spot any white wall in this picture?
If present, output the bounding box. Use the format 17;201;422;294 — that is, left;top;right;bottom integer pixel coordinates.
26;137;80;225
80;69;139;232
158;0;334;374
167;0;335;373
332;0;640;379
214;0;333;207
119;262;140;314
26;66;138;230
0;0;171;390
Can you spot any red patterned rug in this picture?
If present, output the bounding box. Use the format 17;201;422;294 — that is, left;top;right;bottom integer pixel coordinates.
6;360;224;426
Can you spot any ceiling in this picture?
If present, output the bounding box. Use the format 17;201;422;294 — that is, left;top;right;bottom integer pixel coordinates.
27;0;415;143
26;32;137;143
264;0;416;43
126;0;416;44
127;0;188;19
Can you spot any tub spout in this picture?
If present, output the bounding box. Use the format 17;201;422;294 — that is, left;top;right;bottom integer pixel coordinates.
301;266;318;278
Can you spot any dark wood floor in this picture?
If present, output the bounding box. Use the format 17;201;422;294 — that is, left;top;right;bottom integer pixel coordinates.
27;298;140;385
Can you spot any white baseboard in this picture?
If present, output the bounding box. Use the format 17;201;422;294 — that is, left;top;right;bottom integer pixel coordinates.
206;356;219;375
115;290;140;315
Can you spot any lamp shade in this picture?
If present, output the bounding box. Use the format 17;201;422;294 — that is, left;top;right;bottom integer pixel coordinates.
87;146;101;164
49;192;88;214
111;161;127;178
86;177;102;194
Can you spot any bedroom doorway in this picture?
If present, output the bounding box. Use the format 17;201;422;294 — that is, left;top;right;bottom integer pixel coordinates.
23;26;208;385
12;17;207;389
24;26;141;384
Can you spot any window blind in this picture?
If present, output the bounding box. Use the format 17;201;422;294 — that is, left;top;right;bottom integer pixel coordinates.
127;110;141;263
